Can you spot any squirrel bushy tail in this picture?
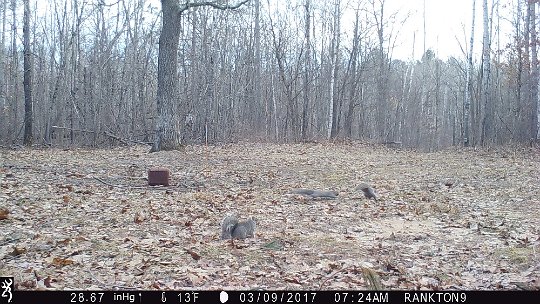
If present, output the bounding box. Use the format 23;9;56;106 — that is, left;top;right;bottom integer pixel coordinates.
291;188;339;199
221;215;256;240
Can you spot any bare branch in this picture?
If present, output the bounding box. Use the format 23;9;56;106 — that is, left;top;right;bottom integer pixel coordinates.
178;0;250;13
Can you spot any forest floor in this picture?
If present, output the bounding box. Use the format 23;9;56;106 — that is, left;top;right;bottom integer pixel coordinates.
0;142;539;290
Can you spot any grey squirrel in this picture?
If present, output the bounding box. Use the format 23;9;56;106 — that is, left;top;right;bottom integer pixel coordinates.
291;188;339;199
221;215;256;240
356;183;378;202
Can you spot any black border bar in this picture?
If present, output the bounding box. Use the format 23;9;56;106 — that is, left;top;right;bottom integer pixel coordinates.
1;290;539;304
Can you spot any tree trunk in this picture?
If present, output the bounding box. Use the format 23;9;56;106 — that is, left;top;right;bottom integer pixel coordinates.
0;0;6;139
464;0;476;147
523;0;531;141
529;0;539;140
328;0;340;139
10;0;18;142
514;0;524;142
344;10;360;138
254;0;262;137
301;0;311;140
480;0;491;145
23;0;33;146
374;0;388;141
152;0;183;152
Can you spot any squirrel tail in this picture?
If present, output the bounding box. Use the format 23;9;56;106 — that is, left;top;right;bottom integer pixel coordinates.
231;217;256;239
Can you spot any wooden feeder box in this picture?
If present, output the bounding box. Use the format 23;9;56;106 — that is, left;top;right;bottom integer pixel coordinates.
148;168;170;186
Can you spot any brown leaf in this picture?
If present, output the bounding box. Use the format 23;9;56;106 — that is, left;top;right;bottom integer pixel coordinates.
52;257;75;267
57;238;71;246
57;184;74;191
134;212;145;223
0;208;9;220
158;239;179;248
44;276;53;288
10;246;27;256
185;248;202;261
284;277;302;284
19;280;36;289
66;173;85;178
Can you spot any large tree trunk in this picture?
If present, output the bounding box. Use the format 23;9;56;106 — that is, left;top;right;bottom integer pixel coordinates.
152;0;183;152
23;0;33;146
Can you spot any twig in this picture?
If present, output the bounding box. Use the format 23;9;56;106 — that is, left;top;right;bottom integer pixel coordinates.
1;254;20;262
93;176;149;189
92;176;181;191
89;271;140;290
51;126;151;146
0;238;20;247
319;266;351;290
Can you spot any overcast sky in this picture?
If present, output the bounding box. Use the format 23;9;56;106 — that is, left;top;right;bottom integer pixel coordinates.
386;0;514;60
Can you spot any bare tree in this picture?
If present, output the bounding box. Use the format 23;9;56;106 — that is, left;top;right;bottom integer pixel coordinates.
463;0;476;147
267;2;301;141
9;0;18;142
151;0;249;152
529;0;538;140
301;0;311;140
22;0;33;145
254;0;262;136
343;9;360;138
523;0;532;142
0;0;6;139
328;0;341;139
480;0;492;145
374;0;386;141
